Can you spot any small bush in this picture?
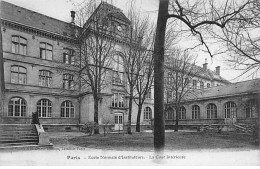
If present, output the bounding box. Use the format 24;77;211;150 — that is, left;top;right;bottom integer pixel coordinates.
80;122;99;136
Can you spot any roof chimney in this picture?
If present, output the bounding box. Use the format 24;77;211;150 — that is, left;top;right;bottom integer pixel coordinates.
203;58;208;70
216;66;220;75
70;11;75;24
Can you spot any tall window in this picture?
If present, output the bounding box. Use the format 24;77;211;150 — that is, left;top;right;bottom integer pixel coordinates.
207;103;217;119
193;80;197;89
11;35;27;55
63;48;74;65
112;71;124;85
61;101;75;118
224;101;236;118
146;88;152;99
112;55;124;85
200;81;204;89
112;93;125;108
245;99;257;118
207;83;211;88
178;106;186;119
144;107;152;120
8;97;26;117
192;105;200;119
39;70;52;87
37;99;52;117
11;65;27;84
40;42;53;60
165;108;174;120
63;74;74;90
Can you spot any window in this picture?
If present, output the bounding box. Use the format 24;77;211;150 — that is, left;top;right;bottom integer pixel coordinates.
245;99;257;118
112;71;124;85
39;70;52;87
207;103;217;119
224;102;236;118
11;35;27;55
193;80;197;89
200;81;204;89
8;97;26;117
144;107;152;120
40;42;53;60
11;65;27;84
63;48;74;65
112;93;125;108
63;74;74;90
207;83;211;88
192;105;200;119
178;106;186;120
61;101;75;118
146;88;152;99
165;108;174;120
37;99;52;117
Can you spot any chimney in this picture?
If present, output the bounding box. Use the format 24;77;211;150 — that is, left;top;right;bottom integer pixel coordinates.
203;58;208;70
216;66;220;75
70;11;75;24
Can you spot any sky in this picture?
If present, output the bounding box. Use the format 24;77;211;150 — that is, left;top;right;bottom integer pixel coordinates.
2;0;258;83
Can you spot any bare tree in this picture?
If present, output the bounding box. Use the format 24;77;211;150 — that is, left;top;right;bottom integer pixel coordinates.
58;2;116;134
153;0;253;151
134;53;154;132
165;49;199;132
116;3;151;134
208;0;260;78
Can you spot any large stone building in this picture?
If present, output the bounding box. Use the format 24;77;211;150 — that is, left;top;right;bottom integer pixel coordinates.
165;78;260;128
0;1;258;132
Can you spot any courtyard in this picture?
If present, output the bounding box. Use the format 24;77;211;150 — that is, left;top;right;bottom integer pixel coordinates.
49;130;259;151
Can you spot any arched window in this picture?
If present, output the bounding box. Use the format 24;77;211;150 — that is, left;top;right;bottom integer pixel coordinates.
11;65;27;84
61;101;75;118
224;101;236;118
39;70;52;87
178;106;186;120
207;103;217;119
40;42;53;60
165;108;174;120
245;99;257;118
192;105;200;119
37;99;52;117
144;107;152;120
8;97;26;117
12;35;27;55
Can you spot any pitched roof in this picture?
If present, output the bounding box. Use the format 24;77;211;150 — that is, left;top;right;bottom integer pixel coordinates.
1;1;81;38
186;78;260;101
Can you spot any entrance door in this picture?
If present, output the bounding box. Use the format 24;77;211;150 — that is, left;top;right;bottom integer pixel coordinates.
224;102;237;124
114;113;123;131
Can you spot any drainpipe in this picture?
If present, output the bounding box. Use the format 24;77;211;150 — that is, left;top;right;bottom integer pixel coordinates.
0;11;6;117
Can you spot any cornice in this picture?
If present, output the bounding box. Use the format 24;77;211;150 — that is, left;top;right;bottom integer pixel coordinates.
1;18;78;44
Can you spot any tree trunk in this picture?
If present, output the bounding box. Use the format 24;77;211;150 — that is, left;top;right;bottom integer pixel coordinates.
136;101;143;132
175;107;179;132
153;0;169;152
127;88;134;134
94;95;99;134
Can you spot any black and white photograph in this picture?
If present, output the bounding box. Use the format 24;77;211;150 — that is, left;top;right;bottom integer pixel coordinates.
0;0;259;166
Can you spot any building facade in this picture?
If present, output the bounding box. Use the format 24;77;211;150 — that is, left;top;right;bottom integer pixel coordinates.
0;1;258;131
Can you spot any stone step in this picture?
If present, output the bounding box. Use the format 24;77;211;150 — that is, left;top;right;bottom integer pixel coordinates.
0;141;38;147
0;125;39;148
0;136;38;141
